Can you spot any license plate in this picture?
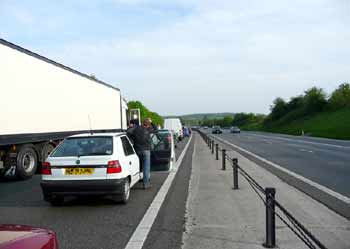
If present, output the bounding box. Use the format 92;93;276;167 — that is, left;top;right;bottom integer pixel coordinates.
65;168;94;175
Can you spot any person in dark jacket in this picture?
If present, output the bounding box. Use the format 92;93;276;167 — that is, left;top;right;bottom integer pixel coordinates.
127;118;153;189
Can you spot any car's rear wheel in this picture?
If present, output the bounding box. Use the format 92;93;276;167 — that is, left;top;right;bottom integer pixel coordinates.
49;195;64;206
120;178;130;204
111;178;130;204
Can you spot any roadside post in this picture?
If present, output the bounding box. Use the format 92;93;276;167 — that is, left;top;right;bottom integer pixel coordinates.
222;149;226;170
211;140;215;154
215;144;219;160
232;158;238;190
263;188;276;248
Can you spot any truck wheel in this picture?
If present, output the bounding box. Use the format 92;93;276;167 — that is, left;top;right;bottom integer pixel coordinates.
16;145;38;180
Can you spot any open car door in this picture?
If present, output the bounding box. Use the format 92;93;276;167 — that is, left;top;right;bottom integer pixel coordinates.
150;132;174;171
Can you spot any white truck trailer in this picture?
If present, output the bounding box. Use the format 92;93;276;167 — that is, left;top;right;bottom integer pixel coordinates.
164;118;183;141
0;38;128;179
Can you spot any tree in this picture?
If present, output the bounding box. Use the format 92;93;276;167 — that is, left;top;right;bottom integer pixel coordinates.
329;83;350;109
222;115;234;127
303;87;327;114
269;97;288;121
127;100;163;126
286;95;304;112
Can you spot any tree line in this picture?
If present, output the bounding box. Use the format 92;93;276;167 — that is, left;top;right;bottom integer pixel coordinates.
193;82;350;129
264;83;350;126
200;115;234;127
198;113;265;128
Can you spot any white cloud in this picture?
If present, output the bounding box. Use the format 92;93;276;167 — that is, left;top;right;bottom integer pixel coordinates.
38;0;350;115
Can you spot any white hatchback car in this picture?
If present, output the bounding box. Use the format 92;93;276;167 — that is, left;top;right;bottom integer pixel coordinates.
40;133;141;205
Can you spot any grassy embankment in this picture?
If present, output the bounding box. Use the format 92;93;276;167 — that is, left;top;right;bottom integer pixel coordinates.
241;108;350;140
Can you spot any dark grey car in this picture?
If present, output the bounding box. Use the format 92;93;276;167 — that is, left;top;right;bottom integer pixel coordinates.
230;126;241;133
212;126;222;134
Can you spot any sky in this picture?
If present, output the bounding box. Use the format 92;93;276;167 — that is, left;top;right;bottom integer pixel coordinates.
1;0;349;115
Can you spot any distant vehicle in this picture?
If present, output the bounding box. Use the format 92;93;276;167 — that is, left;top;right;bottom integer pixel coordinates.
41;133;142;205
203;126;208;129
164;118;183;141
212;126;222;134
0;224;58;249
150;130;175;171
230;126;241;133
183;127;190;137
0;38;129;180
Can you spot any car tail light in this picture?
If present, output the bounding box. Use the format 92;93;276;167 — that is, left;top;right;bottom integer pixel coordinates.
166;135;172;142
42;162;51;175
107;160;122;174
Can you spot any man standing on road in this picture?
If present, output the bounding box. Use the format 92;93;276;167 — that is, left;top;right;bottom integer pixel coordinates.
127;118;153;189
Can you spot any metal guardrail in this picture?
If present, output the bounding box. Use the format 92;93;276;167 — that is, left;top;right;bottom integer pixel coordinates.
196;129;328;249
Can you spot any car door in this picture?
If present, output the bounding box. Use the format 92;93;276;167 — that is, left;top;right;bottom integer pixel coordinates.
150;133;173;170
120;136;140;184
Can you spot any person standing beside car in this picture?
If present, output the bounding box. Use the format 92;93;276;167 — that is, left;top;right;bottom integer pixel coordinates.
127;118;153;189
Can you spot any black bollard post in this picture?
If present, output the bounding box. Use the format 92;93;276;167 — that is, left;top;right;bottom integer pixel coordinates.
263;188;276;248
222;149;226;170
232;158;238;190
208;137;211;148
215;144;219;160
211;140;215;154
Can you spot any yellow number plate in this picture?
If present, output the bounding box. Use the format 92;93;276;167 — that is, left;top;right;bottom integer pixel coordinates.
65;168;94;175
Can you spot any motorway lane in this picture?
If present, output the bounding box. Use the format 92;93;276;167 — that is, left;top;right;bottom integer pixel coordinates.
207;129;350;197
245;131;350;147
0;137;191;249
142;136;194;249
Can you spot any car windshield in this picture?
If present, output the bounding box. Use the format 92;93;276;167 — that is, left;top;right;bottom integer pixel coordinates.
51;137;113;157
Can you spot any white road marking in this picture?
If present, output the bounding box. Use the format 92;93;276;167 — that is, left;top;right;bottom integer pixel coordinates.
264;140;273;144
299;148;313;153
124;135;193;249
213;135;350;204
245;133;350;149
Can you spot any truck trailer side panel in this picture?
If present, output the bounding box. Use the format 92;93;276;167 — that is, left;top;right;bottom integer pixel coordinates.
0;40;123;138
0;39;126;179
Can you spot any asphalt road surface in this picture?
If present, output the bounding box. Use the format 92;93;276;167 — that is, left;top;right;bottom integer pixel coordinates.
0;136;193;249
206;129;350;198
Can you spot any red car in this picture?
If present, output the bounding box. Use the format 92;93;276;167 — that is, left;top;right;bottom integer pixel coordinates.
0;224;58;249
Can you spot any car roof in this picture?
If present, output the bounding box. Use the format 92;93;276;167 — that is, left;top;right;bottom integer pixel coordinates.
68;132;125;138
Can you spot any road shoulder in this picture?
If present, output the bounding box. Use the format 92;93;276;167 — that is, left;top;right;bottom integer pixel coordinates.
213;134;350;219
182;133;350;249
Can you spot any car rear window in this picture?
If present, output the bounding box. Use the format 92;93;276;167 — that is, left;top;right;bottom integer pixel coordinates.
120;136;135;156
51;137;113;157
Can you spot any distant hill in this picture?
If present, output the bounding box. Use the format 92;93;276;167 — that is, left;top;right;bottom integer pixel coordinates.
164;113;235;121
